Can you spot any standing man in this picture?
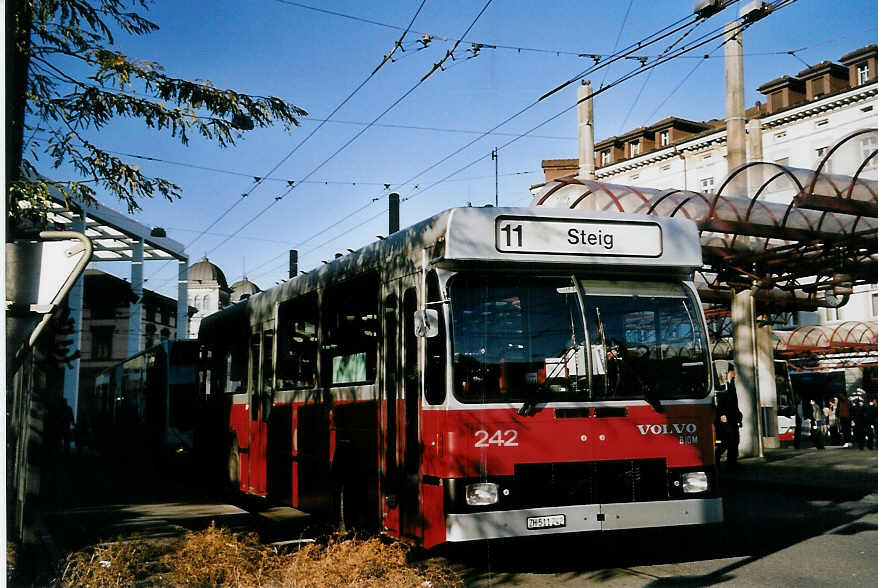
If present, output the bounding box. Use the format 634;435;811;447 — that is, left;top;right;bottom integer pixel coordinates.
715;366;743;470
811;398;826;450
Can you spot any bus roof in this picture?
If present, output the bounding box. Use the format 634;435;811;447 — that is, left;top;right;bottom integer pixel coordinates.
199;207;702;336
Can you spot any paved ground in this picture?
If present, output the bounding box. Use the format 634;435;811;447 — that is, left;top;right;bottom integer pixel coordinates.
11;444;878;585
723;444;878;492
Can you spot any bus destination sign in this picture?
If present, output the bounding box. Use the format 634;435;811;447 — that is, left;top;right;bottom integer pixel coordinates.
496;217;662;256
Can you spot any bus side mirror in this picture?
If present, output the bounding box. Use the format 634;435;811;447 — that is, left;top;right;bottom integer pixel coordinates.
414;309;439;338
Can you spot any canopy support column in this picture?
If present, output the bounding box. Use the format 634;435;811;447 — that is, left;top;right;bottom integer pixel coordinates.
62;211;86;421
732;289;763;458
128;238;144;356
176;259;189;339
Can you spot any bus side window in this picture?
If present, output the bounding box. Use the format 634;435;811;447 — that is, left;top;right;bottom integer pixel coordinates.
225;343;247;395
425;271;446;405
277;293;319;389
323;274;379;385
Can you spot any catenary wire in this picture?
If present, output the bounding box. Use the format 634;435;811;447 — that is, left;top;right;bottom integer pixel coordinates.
201;1;493;261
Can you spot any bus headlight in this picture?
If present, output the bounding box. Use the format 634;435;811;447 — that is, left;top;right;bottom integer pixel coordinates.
681;471;709;494
465;482;499;506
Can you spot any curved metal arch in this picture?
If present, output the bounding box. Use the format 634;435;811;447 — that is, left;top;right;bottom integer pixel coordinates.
791;325;831;349
712;161;807;221
809;127;878;199
595;182;626;213
848;148;878;201
535;176;580;206
569;188;596;209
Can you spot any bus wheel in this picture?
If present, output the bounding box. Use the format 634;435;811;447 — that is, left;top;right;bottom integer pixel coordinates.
226;437;240;492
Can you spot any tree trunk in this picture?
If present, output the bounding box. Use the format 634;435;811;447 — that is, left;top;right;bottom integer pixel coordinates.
6;0;33;239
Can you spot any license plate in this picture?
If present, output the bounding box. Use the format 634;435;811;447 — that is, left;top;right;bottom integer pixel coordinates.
527;514;566;530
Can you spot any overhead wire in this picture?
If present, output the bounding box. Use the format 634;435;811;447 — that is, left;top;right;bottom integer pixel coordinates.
236;4;721;282
202;0;494;262
599;0;634;90
173;1;799;288
618;16;707;133
147;0;431;291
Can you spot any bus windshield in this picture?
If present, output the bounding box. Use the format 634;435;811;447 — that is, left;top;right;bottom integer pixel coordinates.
449;275;709;404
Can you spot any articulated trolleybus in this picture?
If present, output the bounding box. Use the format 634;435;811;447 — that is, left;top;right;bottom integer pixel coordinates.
198;206;720;548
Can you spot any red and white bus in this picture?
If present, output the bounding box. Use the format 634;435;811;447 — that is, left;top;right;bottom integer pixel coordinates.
197;206;721;548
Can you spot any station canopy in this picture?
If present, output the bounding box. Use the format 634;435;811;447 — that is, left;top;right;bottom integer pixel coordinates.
44;190;186;262
532;128;878;312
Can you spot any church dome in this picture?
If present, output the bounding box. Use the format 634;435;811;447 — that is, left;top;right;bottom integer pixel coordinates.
189;257;229;290
230;276;262;302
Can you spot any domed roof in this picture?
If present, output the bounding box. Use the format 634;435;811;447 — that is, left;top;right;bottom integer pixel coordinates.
189;257;229;290
230;276;262;302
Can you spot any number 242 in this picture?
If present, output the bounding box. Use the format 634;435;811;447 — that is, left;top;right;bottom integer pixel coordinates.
474;429;519;447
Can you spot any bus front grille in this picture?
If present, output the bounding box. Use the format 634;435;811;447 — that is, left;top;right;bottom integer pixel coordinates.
514;459;668;507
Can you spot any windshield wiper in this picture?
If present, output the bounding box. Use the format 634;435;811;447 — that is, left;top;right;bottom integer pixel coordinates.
518;344;579;417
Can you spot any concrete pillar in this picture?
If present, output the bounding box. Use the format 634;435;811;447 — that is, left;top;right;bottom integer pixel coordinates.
732;289;762;457
757;322;780;448
176;259;189;339
724;22;747;197
747;118;764;192
577;80;596;181
62;211;86;421
128;238;144;356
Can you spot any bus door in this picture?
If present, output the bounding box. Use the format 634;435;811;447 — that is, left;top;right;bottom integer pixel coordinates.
401;286;423;540
381;289;402;535
248;331;273;495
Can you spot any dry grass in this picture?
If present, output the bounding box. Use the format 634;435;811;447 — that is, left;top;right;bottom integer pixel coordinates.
55;523;461;587
58;536;165;587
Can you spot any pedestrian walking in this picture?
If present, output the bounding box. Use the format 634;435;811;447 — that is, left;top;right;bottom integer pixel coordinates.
867;398;878;450
852;397;869;450
811;399;826;450
838;393;852;447
715;366;743;470
828;397;840;445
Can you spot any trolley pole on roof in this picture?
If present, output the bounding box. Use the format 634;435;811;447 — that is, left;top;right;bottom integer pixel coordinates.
492;148;499;206
389;192;400;234
289;250;298;280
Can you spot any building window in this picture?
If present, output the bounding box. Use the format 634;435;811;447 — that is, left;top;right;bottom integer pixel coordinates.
770;91;783;111
630;142;640;156
700;177;715;193
857;62;870;85
774;131;787;140
862;136;878;168
660;163;671;171
812;76;824;96
630;173;639;181
91;326;113;359
815;146;832;172
815;118;829;127
660;131;670;147
601;150;611;165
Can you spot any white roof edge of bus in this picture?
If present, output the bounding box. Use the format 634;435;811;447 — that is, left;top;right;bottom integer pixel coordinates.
198;207;702;334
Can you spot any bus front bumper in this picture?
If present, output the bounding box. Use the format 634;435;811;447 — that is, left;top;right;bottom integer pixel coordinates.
445;497;723;542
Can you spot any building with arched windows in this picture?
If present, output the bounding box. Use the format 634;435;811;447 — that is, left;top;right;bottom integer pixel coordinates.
187;257;232;338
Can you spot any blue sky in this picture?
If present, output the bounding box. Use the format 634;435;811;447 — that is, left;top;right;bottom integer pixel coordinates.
31;0;877;297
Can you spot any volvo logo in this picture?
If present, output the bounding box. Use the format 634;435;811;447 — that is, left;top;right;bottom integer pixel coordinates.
636;423;697;435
